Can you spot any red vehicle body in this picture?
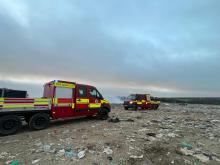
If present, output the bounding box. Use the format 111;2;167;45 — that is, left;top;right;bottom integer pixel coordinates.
123;94;160;110
0;80;110;135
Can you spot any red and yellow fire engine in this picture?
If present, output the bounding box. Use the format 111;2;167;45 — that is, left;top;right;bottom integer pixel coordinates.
123;94;160;110
0;80;110;135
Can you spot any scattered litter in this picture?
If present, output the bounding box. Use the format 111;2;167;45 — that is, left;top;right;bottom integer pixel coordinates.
130;155;143;159
103;147;113;155
65;150;77;158
107;156;113;161
62;130;70;134
176;147;194;156
167;133;178;138
120;118;134;122
32;158;41;164
10;160;19;165
180;142;193;150
108;117;120;123
78;150;86;159
146;133;156;137
56;149;65;157
194;154;210;163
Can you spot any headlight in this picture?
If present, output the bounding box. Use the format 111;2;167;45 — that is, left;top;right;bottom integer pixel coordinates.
129;101;133;104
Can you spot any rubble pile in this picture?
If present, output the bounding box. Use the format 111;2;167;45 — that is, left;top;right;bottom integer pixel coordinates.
0;103;219;165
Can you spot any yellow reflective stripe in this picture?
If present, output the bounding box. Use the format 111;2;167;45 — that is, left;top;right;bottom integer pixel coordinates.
34;98;49;102
56;103;71;107
101;99;109;104
53;98;58;104
3;104;34;108
76;99;89;104
34;98;49;105
72;103;75;109
89;103;101;108
151;101;160;104
54;82;75;88
137;102;142;105
34;102;49;105
0;98;3;105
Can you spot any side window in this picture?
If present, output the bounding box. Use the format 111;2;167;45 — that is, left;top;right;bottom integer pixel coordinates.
89;88;102;98
136;95;145;100
89;88;97;98
55;87;72;98
77;86;87;97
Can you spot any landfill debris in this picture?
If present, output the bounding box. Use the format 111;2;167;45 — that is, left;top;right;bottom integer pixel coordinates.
78;150;86;159
62;130;70;134
32;158;41;164
130;155;144;159
0;104;220;164
103;147;113;155
194;154;210;163
146;133;156;137
9;160;19;165
56;149;65;157
107;156;113;161
180;142;193;150
43;144;51;152
108;117;120;123
120;118;135;122
176;147;194;156
65;150;77;158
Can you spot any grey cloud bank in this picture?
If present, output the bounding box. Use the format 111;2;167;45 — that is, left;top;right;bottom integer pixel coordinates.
0;0;220;101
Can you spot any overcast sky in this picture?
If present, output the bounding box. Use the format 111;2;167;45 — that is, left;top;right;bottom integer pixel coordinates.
0;0;220;102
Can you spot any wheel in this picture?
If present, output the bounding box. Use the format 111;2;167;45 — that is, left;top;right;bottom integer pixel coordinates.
29;113;50;130
97;108;109;120
154;105;159;110
0;115;21;135
124;107;128;110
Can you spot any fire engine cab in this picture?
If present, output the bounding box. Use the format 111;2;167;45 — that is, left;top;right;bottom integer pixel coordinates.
123;94;160;110
0;80;110;135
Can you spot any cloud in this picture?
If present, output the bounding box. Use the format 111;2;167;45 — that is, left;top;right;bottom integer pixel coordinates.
0;0;220;101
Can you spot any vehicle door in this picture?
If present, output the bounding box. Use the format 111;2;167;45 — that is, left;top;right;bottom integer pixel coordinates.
75;85;89;113
88;87;101;113
52;86;74;118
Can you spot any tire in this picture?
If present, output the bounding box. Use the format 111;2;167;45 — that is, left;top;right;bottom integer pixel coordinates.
124;107;128;110
97;108;109;120
29;113;50;130
154;105;159;110
0;115;21;135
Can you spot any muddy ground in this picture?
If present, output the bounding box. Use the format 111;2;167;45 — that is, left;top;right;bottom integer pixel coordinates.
0;103;220;165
